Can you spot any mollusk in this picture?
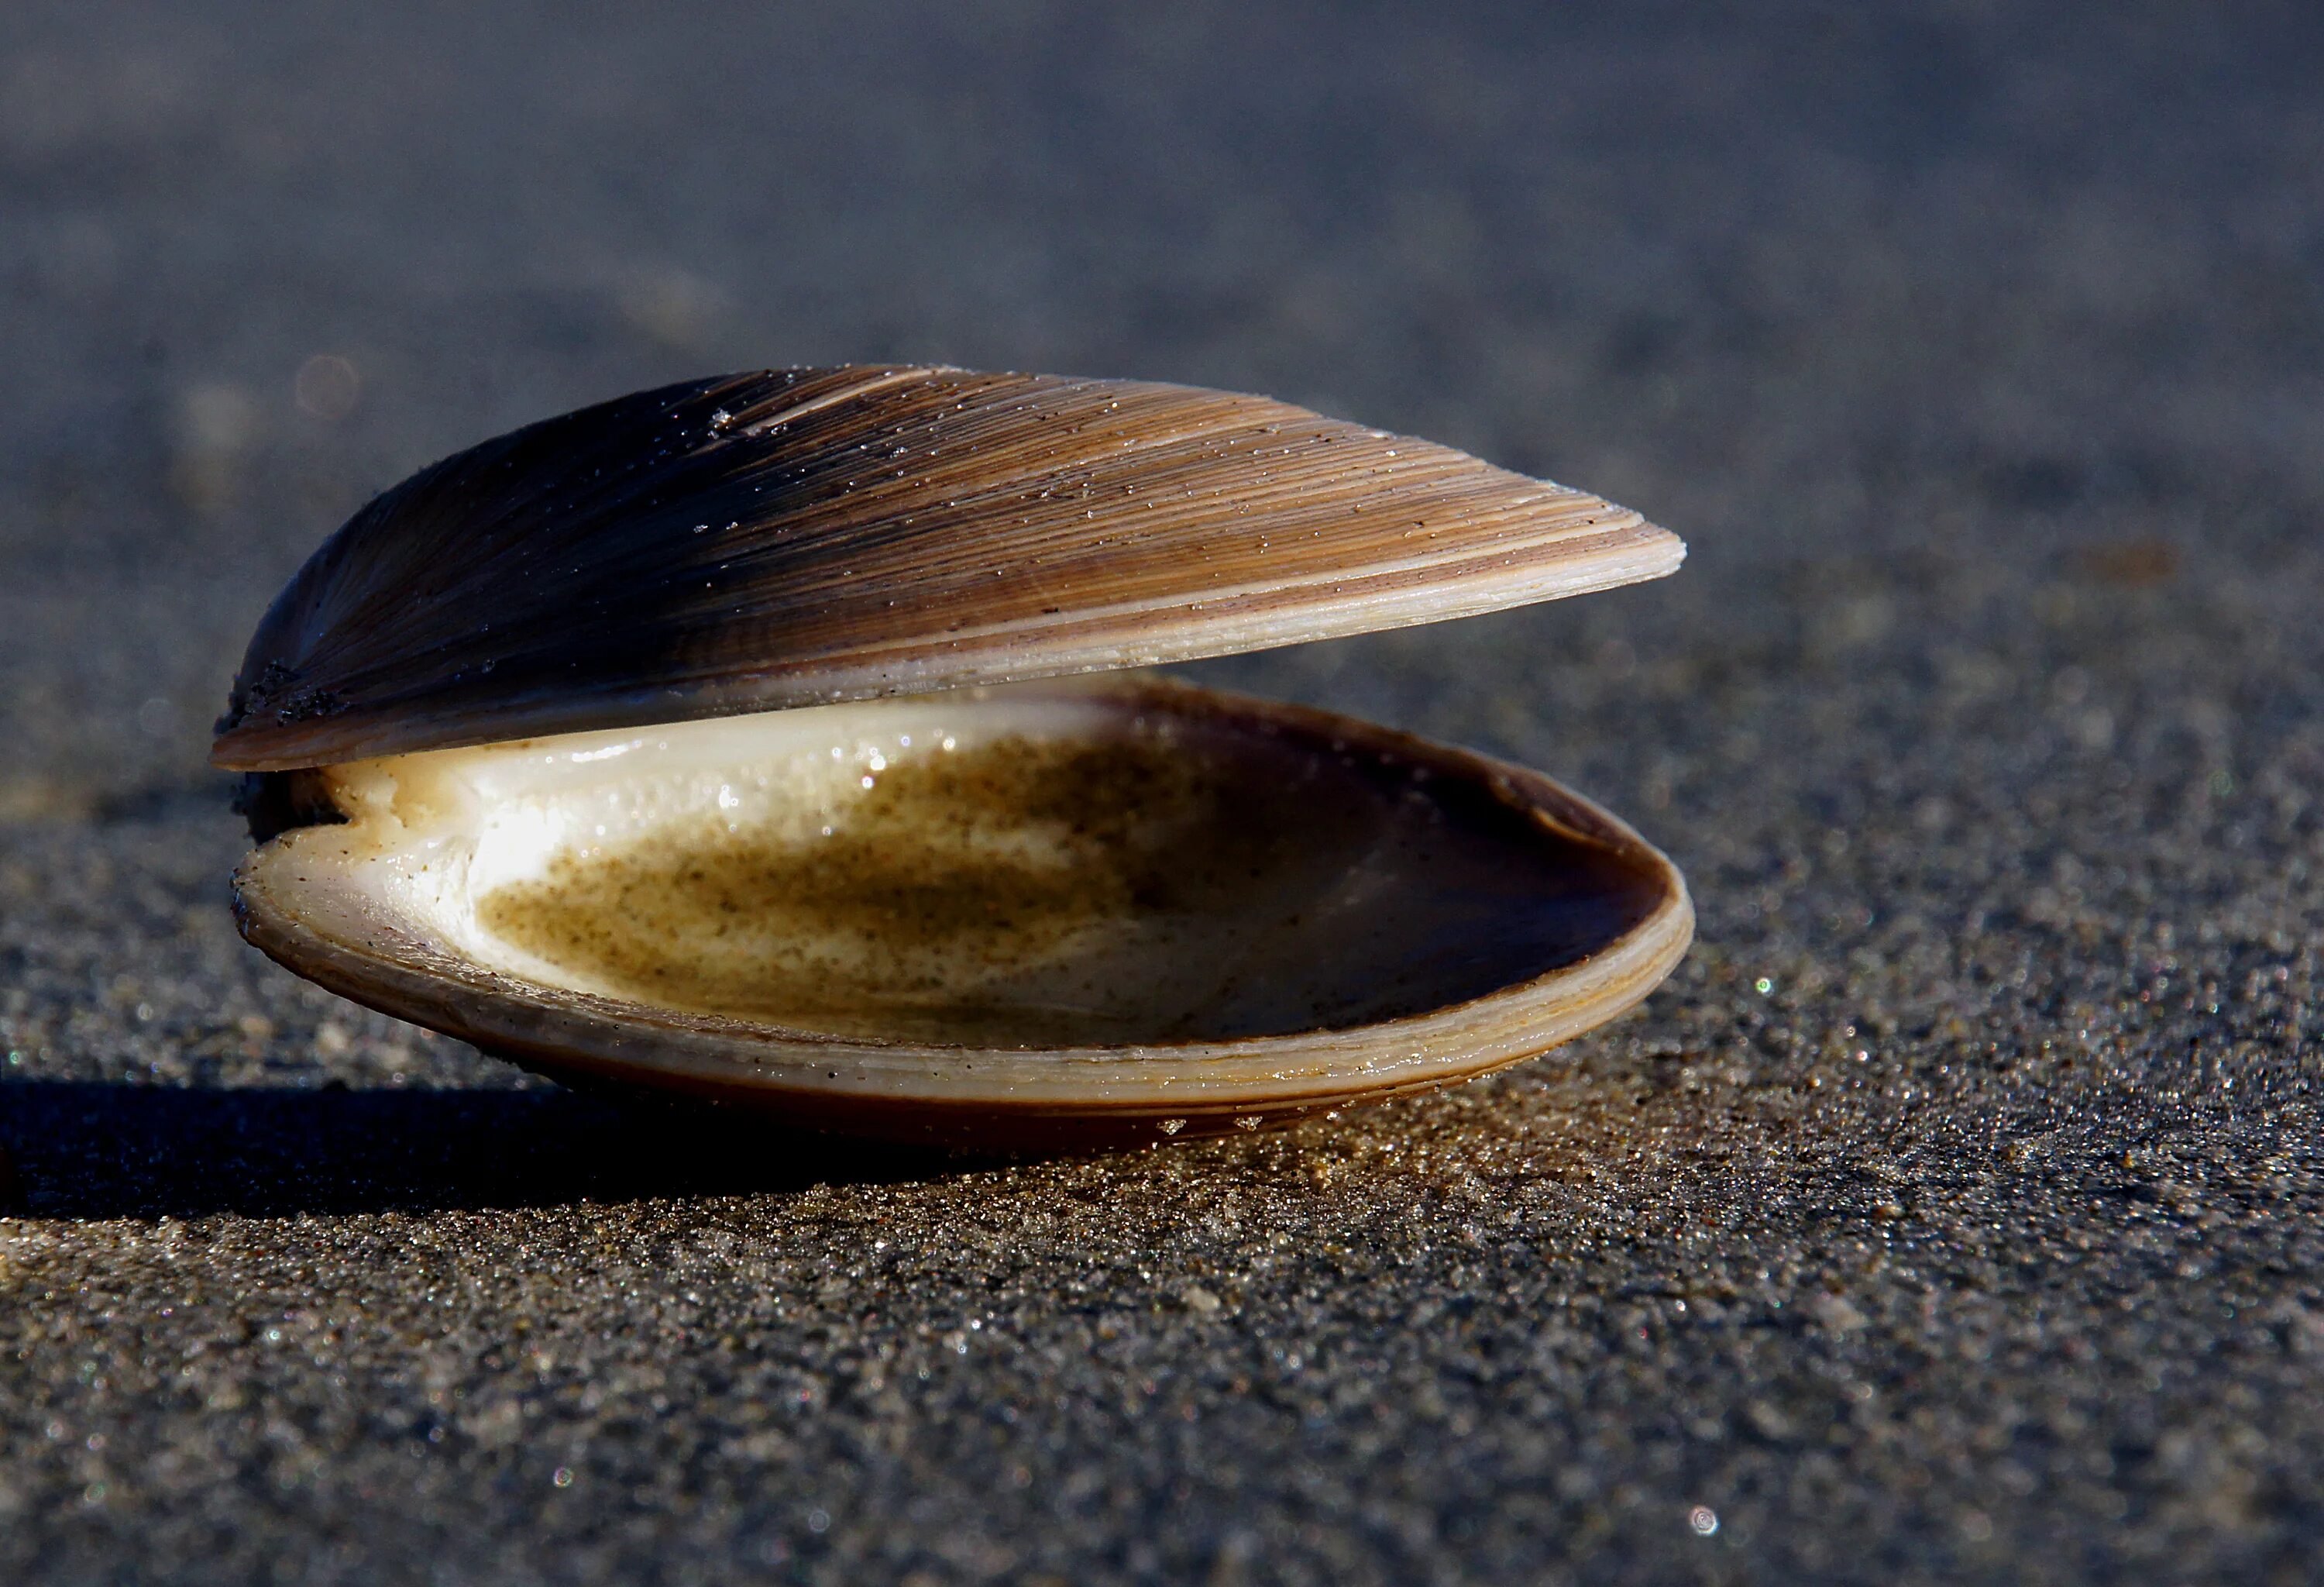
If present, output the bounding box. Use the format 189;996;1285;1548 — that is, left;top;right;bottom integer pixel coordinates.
213;367;1691;1147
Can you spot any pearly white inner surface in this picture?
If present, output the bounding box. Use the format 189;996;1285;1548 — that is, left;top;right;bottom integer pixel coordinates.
299;683;1662;1048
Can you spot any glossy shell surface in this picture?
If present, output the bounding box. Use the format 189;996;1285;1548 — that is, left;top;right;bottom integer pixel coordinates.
212;367;1680;773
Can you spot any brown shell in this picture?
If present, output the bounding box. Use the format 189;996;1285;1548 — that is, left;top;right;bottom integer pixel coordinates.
211;366;1681;771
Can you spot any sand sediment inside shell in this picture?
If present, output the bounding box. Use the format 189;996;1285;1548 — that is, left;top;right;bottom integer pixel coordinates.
466;725;1662;1048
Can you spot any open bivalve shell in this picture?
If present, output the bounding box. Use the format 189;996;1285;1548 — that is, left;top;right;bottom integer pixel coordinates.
215;367;1691;1148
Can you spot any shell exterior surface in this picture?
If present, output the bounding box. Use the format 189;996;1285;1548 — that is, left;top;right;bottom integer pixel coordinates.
211;367;1682;772
229;677;1692;1147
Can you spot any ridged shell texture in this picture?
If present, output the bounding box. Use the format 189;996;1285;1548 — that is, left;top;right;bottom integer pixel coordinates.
213;367;1681;770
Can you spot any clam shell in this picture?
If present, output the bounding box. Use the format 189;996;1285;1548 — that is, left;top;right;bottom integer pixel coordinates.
230;676;1690;1148
215;369;1693;1145
211;366;1680;772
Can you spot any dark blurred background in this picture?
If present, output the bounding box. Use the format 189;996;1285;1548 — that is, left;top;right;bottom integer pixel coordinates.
3;4;2322;1583
7;1;2319;792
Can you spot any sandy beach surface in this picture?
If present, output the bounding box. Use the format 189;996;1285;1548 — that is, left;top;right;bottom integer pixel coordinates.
2;4;2319;1581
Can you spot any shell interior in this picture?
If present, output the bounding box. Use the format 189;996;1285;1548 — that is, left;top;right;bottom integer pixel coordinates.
233;680;1690;1142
